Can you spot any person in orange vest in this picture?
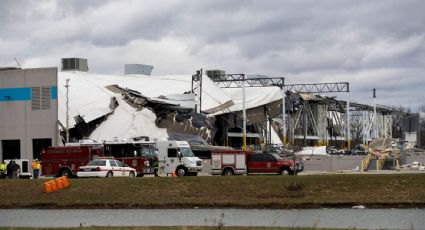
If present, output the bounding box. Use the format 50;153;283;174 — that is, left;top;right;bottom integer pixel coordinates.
32;159;41;179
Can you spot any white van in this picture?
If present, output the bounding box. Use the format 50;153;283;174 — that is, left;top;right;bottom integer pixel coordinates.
157;141;202;176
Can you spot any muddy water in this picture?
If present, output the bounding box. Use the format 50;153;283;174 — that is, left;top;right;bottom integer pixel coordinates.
0;208;424;229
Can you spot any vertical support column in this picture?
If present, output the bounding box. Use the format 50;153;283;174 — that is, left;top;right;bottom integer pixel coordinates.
373;88;377;139
242;74;247;151
362;111;367;145
346;91;351;149
193;69;203;114
198;69;203;113
303;102;308;147
281;86;287;145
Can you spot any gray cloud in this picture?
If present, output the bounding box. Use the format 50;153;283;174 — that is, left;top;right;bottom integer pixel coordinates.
1;0;424;110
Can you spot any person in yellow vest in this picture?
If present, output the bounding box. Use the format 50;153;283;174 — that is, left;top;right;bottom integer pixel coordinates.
0;160;6;179
31;159;36;178
32;159;41;179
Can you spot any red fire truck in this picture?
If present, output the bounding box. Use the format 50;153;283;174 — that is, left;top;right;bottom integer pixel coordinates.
211;149;303;176
41;139;157;177
41;145;102;177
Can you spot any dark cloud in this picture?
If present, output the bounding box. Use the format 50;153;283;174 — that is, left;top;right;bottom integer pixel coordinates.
0;0;424;109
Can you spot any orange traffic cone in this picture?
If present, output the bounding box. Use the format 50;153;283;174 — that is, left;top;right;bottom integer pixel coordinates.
55;178;63;189
59;176;69;187
49;181;58;191
44;182;53;193
172;171;177;177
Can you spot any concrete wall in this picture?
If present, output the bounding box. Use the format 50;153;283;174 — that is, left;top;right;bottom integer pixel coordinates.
0;67;58;161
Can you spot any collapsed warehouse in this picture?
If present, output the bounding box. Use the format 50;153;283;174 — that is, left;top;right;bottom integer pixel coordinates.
58;65;421;151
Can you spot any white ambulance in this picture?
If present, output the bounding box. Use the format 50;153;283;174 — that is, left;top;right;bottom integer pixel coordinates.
156;141;202;176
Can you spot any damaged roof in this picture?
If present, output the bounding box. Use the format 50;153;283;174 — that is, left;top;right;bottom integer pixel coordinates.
57;71;234;129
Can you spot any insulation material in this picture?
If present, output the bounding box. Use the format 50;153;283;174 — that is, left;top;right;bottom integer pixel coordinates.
296;146;328;155
89;97;168;142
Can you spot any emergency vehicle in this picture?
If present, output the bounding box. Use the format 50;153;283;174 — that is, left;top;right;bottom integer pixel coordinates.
211;149;302;175
41;145;102;177
41;138;157;177
157;141;203;176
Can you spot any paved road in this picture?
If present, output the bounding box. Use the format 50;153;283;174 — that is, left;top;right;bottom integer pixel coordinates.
0;208;424;229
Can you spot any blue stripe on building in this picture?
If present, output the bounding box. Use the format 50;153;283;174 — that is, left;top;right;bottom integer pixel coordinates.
50;86;57;100
0;88;31;101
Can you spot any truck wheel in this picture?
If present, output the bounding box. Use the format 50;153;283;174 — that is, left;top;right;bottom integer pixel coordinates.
176;167;187;177
280;168;290;175
106;171;113;177
223;168;234;176
59;168;72;178
129;172;135;178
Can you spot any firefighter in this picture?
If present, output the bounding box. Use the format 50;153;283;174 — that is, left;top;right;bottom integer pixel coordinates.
11;161;20;179
152;158;159;177
6;160;13;179
0;160;6;179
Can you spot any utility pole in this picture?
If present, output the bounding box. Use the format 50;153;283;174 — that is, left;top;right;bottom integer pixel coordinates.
65;79;70;143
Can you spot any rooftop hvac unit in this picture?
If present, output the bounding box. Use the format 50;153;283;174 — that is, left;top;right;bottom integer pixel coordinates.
61;58;89;72
206;69;226;81
124;64;154;75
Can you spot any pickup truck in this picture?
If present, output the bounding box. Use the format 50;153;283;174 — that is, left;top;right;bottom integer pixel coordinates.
211;149;303;175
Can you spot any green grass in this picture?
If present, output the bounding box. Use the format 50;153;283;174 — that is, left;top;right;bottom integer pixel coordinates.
1;174;424;209
0;227;354;230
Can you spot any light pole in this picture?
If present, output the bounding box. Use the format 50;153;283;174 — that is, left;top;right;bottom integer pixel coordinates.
65;79;70;143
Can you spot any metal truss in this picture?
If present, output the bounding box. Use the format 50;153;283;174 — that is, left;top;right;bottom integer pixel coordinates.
211;74;284;88
284;82;349;93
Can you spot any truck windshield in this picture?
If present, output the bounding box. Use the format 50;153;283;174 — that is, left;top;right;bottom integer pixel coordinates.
134;144;156;158
178;147;195;157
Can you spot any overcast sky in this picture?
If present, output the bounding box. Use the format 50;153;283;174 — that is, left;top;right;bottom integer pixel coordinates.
1;0;424;111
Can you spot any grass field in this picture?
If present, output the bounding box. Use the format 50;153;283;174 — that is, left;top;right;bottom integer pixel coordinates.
0;228;349;230
1;174;424;209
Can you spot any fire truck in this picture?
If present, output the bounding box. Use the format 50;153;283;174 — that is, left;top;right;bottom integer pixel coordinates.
41;145;102;177
211;149;303;176
41;138;157;177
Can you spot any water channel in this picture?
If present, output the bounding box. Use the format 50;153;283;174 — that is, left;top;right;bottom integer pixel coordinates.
0;208;424;229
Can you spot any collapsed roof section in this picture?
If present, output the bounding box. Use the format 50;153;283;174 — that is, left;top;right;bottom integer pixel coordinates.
88;97;169;142
57;71;235;143
58;72;234;130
